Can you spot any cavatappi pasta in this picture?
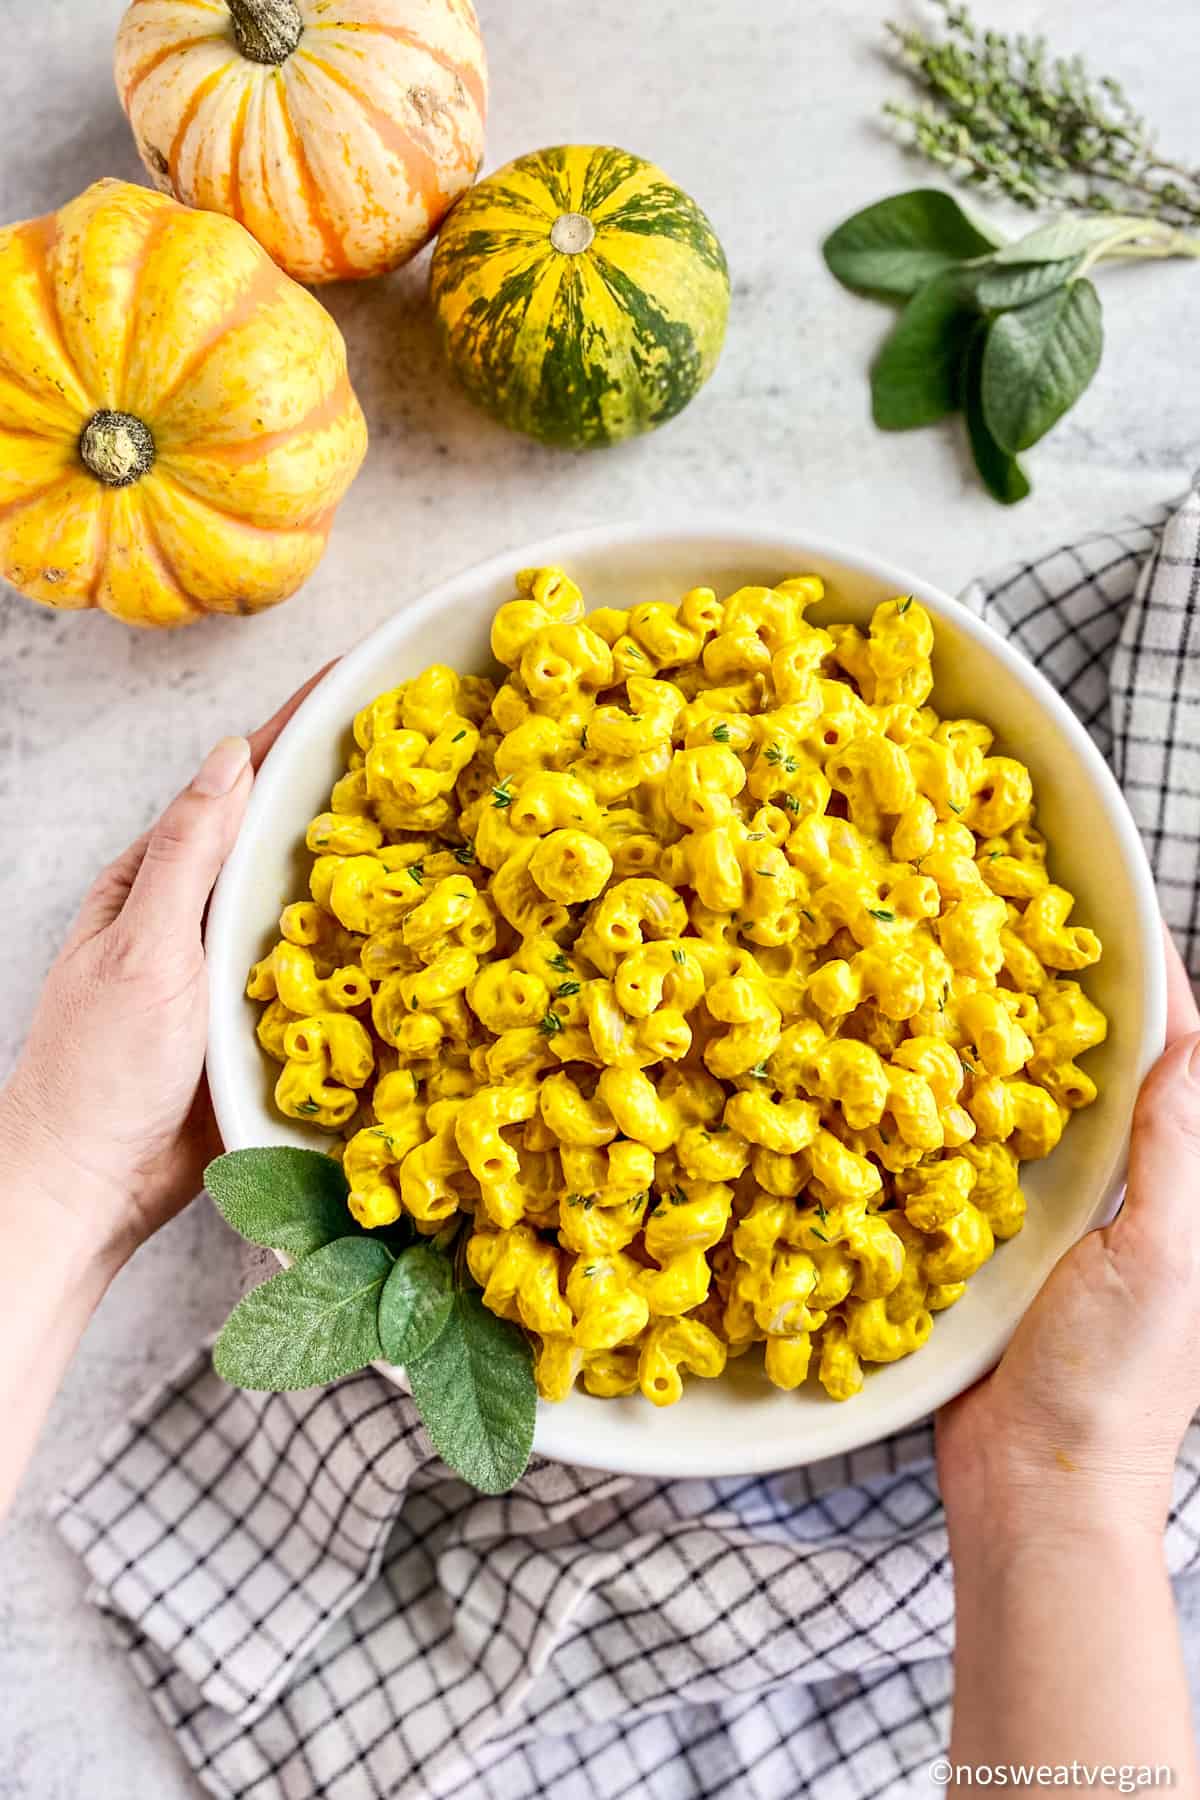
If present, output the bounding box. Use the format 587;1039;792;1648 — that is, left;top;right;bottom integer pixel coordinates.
247;568;1107;1406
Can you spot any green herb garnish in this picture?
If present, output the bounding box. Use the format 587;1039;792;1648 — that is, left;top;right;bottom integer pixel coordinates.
712;722;731;743
539;1010;564;1036
207;1148;536;1494
824;170;1199;505
491;779;513;809
883;1;1200;230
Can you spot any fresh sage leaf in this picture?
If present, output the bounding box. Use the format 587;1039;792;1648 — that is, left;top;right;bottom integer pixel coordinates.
981;278;1103;452
991;216;1130;265
870;271;977;429
213;1236;391;1391
407;1289;536;1494
823;188;1001;299
965;256;1080;312
378;1244;454;1367
963;324;1030;505
205;1147;352;1259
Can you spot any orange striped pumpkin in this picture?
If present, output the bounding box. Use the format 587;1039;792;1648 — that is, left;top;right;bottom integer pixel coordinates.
113;0;488;284
0;179;367;628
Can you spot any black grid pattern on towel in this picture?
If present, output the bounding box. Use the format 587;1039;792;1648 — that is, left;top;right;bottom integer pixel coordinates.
52;488;1200;1800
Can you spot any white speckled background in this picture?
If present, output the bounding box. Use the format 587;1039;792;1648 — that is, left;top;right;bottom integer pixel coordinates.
2;1;1199;1792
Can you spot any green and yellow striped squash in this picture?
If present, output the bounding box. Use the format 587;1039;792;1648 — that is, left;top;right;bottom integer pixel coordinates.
430;145;730;449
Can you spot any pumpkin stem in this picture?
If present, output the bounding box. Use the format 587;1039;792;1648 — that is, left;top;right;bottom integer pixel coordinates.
79;411;156;487
550;213;596;255
226;0;303;65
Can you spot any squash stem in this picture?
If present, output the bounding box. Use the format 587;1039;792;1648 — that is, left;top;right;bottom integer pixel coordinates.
227;0;303;65
79;411;156;487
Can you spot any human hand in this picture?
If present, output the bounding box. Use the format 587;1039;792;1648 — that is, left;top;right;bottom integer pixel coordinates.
0;670;329;1272
937;926;1200;1542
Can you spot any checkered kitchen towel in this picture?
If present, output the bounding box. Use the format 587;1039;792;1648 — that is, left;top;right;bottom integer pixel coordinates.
52;486;1200;1800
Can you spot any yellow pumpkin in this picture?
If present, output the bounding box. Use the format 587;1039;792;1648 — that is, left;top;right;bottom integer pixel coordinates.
113;0;488;284
0;179;367;629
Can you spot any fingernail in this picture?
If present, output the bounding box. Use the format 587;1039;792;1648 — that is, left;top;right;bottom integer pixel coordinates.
193;736;251;797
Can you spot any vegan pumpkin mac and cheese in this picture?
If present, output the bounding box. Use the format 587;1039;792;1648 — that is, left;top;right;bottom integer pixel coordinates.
247;567;1106;1407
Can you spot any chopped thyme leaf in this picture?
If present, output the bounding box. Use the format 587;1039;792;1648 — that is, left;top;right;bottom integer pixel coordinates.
816;1202;829;1222
765;743;799;773
947;800;964;814
583;1264;597;1278
801;907;816;923
755;868;776;878
897;597;914;615
539;1010;563;1036
580;725;589;749
556;980;581;998
711;722;731;743
295;1100;321;1116
810;1225;829;1242
454;841;476;866
783;794;801;815
625;644;644;660
750;1061;770;1079
958;1048;977;1071
451;729;467;743
672;948;686;965
548;952;570;973
867;906;895;922
405;862;424;884
491;779;513;809
747;830;766;841
988;850;1002;860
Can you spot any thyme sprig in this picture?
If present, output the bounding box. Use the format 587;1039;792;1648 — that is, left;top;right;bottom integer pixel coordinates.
884;1;1200;230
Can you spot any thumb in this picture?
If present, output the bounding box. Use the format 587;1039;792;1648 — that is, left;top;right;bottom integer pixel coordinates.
1119;1031;1200;1249
121;737;253;941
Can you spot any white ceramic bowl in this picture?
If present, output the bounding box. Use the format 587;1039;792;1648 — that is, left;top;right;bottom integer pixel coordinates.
207;519;1165;1480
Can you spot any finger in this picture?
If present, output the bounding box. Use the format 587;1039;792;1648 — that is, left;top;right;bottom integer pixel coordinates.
1118;1029;1200;1243
248;662;336;771
1163;920;1199;1046
65;830;152;946
119;737;254;944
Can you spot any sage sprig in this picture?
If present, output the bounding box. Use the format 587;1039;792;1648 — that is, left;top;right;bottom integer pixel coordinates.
823;188;1200;502
206;1147;537;1495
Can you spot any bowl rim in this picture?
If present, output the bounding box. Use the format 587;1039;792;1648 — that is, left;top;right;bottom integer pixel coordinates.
207;515;1166;1478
